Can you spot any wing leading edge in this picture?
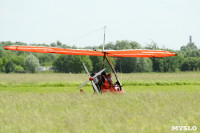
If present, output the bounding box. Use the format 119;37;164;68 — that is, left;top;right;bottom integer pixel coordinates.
4;46;177;58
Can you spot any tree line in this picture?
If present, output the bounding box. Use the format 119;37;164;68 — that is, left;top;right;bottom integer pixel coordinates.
0;40;200;73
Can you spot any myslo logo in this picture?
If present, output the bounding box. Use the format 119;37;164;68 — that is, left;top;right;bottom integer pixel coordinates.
172;126;197;131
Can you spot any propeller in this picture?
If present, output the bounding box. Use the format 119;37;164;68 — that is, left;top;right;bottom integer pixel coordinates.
78;63;106;93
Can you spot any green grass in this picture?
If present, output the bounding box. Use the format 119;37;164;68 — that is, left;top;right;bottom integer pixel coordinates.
0;72;200;83
1;72;200;87
0;72;200;133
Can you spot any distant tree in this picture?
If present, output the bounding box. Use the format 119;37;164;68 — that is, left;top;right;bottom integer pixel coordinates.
56;41;62;47
11;55;26;69
72;45;78;49
53;55;69;72
14;41;27;46
180;42;198;51
5;61;15;73
53;55;92;73
145;41;159;50
104;42;115;50
115;57;137;73
180;57;200;71
50;42;57;47
25;54;40;73
0;41;13;47
37;54;52;66
0;57;8;72
70;55;93;73
62;44;72;49
151;58;164;72
163;56;178;72
14;65;25;72
116;57;152;73
115;40;141;50
135;58;152;72
90;56;102;72
0;49;3;58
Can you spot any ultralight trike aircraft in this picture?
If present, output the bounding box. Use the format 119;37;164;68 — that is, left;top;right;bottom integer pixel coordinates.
4;27;177;93
4;44;177;94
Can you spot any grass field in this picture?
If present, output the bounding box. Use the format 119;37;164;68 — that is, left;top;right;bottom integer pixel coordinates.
0;72;200;133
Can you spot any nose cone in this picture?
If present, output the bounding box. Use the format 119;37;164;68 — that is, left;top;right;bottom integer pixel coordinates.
89;77;94;81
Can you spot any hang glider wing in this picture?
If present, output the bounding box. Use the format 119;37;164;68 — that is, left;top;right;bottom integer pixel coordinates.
4;46;177;57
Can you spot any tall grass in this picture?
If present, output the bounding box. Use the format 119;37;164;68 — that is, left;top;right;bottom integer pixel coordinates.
0;72;200;133
0;89;200;133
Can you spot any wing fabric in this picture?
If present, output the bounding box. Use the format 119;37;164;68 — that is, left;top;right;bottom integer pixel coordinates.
4;46;177;57
4;46;104;56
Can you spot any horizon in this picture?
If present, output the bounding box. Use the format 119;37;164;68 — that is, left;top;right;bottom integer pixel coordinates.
1;36;196;51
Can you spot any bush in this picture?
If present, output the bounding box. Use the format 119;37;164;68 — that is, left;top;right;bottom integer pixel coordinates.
25;54;40;73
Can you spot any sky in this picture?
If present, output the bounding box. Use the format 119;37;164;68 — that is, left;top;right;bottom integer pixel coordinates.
0;0;199;50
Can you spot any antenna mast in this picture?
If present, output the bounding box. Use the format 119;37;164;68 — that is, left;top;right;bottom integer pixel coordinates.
189;36;192;43
103;26;106;51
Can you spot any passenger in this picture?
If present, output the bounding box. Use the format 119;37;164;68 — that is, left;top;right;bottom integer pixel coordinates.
107;73;120;91
107;73;115;87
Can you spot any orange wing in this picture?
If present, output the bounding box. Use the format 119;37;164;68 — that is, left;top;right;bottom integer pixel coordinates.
4;46;177;57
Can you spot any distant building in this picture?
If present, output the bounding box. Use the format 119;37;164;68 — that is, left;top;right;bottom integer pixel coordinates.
36;66;54;72
36;66;47;71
